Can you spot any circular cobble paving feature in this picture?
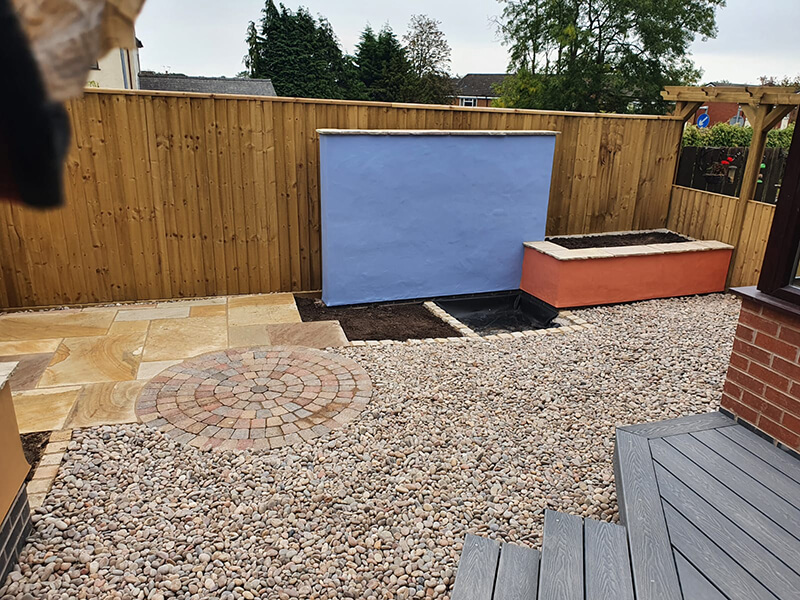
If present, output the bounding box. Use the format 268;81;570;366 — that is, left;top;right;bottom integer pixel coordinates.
136;346;372;451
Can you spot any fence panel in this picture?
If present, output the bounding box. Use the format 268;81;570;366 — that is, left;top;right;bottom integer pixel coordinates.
667;185;775;286
0;90;683;308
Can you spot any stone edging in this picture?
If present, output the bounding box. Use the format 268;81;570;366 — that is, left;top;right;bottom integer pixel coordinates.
338;304;594;347
27;430;73;509
524;237;732;261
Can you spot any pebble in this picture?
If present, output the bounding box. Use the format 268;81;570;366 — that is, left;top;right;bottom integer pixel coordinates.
0;294;739;599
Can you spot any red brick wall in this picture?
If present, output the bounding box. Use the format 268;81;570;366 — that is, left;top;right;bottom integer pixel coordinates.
722;298;800;449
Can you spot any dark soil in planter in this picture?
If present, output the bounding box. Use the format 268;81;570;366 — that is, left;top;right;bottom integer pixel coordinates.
21;431;50;482
548;230;689;250
436;291;559;335
295;297;460;341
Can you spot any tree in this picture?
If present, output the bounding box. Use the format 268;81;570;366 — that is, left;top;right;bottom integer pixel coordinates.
403;15;456;105
355;25;415;103
244;1;365;100
494;0;724;114
759;75;800;88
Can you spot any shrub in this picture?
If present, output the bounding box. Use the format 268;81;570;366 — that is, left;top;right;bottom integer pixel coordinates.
767;123;794;148
683;122;794;149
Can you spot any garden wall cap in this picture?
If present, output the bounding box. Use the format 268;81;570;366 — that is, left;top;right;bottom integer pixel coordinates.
523;238;733;260
316;129;559;136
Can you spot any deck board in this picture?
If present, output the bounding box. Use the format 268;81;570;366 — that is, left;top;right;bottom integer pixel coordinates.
493;543;541;600
618;412;735;438
613;431;682;600
662;503;776;600
651;437;800;572
584;518;634;600
655;463;800;599
719;425;800;484
692;428;800;509
451;534;501;600
665;433;800;532
673;552;727;600
538;510;583;600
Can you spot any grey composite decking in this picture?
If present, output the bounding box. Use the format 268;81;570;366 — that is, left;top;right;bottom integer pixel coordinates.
616;411;800;600
451;511;632;600
452;411;800;600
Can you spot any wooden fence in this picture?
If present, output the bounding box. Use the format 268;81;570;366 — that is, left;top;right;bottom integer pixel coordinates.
667;185;775;287
0;89;684;309
675;146;787;204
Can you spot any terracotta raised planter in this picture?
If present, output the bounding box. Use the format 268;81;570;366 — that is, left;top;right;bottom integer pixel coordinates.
520;231;733;308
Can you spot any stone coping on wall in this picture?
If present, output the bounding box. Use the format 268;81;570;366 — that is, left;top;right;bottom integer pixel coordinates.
524;237;733;261
317;129;559;136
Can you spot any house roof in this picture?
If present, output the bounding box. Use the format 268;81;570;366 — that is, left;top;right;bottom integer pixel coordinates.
138;72;277;97
456;73;509;98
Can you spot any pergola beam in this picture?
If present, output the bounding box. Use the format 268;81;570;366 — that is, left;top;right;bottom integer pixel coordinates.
662;86;800;107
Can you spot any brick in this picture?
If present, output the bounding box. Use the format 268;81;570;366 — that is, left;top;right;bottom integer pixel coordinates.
790;382;800;401
748;361;790;392
735;323;756;343
765;386;800;417
739;310;780;337
728;367;766;395
778;324;800;347
741;390;783;423
782;411;800;435
757;415;800;449
733;338;771;366
722;379;743;401
721;395;759;424
741;299;763;315
729;351;749;371
772;356;800;384
754;332;799;362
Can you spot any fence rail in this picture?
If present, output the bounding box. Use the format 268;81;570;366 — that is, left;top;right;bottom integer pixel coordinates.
0;90;683;309
667;185;775;287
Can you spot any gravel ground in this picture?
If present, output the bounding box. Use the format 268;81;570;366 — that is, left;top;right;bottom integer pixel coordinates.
1;294;741;600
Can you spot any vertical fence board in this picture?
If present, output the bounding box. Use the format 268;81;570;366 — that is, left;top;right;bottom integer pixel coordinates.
0;90;688;308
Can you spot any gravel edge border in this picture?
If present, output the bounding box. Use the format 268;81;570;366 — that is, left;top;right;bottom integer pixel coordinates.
333;303;595;348
26;430;73;509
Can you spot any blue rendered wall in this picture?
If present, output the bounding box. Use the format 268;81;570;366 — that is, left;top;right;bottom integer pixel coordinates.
319;132;556;306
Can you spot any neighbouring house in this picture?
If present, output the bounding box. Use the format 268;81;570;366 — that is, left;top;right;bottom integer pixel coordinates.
138;72;277;97
453;73;509;107
86;38;143;90
692;82;797;128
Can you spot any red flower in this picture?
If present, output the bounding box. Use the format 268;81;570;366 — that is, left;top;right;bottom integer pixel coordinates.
727;157;734;162
721;160;730;166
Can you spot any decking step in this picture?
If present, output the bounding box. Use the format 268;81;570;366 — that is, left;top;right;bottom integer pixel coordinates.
451;511;632;600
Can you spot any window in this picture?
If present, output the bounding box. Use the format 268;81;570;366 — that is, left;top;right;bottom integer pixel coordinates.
757;124;800;303
459;97;477;107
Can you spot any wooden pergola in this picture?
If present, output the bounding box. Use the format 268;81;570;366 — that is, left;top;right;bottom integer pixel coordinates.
662;85;800;283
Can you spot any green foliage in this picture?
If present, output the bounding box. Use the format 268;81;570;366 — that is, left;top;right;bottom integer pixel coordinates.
682;123;795;149
244;1;365;100
355;26;416;103
495;0;723;114
767;124;795;149
245;4;455;104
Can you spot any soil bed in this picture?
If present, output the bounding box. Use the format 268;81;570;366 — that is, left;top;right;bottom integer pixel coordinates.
295;297;460;341
547;230;689;250
21;431;50;482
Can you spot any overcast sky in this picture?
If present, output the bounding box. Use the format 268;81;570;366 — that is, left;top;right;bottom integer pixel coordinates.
136;0;799;84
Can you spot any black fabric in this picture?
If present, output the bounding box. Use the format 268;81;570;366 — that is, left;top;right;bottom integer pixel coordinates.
0;0;71;208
